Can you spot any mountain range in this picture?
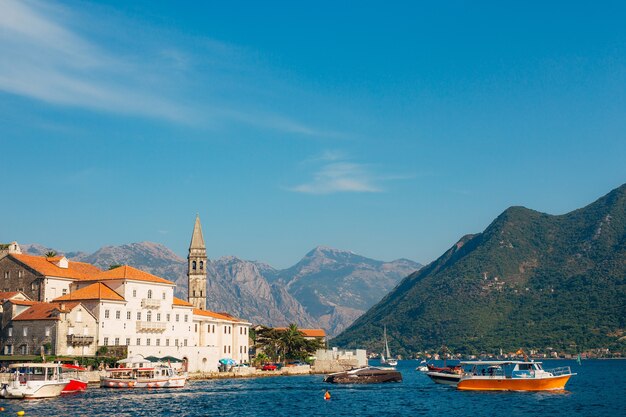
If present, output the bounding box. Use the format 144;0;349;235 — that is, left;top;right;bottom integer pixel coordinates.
20;243;421;337
332;184;626;355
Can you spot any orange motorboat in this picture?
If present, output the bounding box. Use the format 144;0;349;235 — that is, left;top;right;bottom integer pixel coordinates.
456;360;575;391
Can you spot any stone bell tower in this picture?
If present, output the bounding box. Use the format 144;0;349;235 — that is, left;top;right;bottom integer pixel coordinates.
188;215;207;310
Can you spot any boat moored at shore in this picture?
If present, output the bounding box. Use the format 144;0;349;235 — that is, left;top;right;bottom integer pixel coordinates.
0;363;69;399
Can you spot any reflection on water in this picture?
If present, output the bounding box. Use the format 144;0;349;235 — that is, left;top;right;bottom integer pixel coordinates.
0;360;622;417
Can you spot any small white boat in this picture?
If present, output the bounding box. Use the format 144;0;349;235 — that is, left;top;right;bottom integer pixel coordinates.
0;363;69;399
380;326;398;367
426;370;462;386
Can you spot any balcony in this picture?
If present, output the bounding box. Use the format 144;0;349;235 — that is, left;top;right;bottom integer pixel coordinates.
141;298;161;309
67;334;95;346
136;321;166;332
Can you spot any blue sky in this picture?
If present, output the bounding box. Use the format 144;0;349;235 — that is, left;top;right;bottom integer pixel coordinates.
1;0;625;267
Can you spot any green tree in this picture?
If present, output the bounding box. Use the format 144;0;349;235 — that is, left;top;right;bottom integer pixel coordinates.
44;251;57;258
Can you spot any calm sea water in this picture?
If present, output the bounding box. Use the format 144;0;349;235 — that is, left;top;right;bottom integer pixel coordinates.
3;359;624;417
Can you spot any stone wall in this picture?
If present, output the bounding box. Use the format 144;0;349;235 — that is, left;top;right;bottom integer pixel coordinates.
0;256;43;301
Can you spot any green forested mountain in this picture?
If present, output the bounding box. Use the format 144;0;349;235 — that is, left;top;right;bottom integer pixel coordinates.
332;184;626;355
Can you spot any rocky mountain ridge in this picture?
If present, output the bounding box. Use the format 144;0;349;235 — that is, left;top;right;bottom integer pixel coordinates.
20;242;421;336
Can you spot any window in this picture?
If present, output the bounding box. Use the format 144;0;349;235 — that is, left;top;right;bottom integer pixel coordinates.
212;325;215;333
20;345;27;355
8;327;13;337
137;312;141;321
229;326;231;334
166;339;169;346
115;338;120;346
133;289;137;298
240;346;242;353
147;290;152;299
244;346;247;353
175;339;179;346
224;326;227;334
184;339;187;347
156;339;160;346
224;346;226;354
156;313;161;322
195;324;198;332
147;311;152;322
193;290;196;297
3;272;8;279
228;346;231;353
116;311;120;319
76;309;82;323
192;261;197;270
245;328;247;335
23;327;28;337
136;338;141;346
18;270;23;278
166;314;171;322
200;261;204;270
62;288;67;295
146;338;151;346
45;327;50;337
104;337;109;346
184;315;188;323
162;292;166;300
127;311;131;320
105;310;110;319
176;314;179;322
125;338;130;346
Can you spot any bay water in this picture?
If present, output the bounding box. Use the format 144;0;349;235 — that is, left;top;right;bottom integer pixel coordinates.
3;359;624;416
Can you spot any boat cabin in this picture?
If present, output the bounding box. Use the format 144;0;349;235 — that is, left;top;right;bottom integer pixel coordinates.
461;361;545;378
9;363;62;383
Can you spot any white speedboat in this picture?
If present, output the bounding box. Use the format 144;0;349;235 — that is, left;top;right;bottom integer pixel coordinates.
0;363;69;399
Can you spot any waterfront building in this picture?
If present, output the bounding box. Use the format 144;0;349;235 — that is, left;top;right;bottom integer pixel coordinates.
0;217;251;371
0;297;97;356
0;246;102;302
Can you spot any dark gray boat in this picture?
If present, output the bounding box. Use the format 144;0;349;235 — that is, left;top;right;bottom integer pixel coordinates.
323;366;402;384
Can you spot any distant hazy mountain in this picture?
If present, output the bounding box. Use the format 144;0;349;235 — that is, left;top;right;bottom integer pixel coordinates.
332;184;626;355
22;241;420;336
271;246;422;335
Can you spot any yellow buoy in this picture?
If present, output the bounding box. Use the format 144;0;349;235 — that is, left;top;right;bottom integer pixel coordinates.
16;411;25;416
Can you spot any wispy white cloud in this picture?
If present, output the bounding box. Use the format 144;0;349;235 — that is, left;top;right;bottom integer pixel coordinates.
0;0;327;134
289;152;411;195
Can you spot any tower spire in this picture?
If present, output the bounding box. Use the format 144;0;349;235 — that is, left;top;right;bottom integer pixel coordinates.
190;214;205;249
187;214;207;310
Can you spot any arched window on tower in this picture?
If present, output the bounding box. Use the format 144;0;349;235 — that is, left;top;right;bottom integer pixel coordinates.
200;261;204;270
192;261;197;270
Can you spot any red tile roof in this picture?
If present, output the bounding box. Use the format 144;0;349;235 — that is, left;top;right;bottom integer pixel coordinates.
275;328;326;338
173;297;193;307
6;299;37;306
54;282;125;302
11;254;101;280
13;301;80;321
92;265;174;285
193;308;241;322
0;292;23;300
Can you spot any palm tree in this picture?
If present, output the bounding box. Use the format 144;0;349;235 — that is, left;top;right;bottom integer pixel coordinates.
44;250;57;258
280;324;307;360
